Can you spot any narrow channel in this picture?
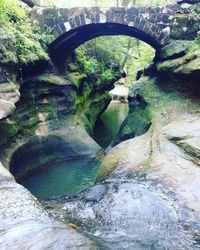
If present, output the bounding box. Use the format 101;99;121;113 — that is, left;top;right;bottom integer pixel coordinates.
93;101;128;148
19;89;128;199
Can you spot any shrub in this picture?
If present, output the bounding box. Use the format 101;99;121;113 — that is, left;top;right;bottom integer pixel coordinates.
0;0;50;65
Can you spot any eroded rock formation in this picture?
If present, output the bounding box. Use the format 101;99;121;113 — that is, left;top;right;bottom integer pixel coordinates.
0;0;200;249
42;40;200;249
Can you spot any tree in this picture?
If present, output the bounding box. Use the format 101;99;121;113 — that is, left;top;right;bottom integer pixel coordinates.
76;35;155;85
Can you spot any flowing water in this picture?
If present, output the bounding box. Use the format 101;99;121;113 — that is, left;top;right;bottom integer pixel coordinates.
19;101;127;199
94;101;128;148
14;99;200;249
43;178;200;250
19;157;99;199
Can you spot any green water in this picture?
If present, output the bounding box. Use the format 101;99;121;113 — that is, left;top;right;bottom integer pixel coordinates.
94;101;129;148
19;101;128;199
19;157;99;200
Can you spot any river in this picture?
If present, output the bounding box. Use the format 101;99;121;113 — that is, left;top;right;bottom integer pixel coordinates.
94;101;129;148
19;101;128;199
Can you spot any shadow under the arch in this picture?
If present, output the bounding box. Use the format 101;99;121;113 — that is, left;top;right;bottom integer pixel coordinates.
48;22;162;66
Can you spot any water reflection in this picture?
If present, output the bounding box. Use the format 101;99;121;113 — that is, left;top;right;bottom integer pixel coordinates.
94;101;128;148
19;157;99;199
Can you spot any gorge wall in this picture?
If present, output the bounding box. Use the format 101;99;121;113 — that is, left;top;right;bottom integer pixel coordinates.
0;1;123;247
0;0;200;249
47;36;200;249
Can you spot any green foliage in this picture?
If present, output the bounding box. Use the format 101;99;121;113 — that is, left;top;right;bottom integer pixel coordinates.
196;31;200;45
128;0;176;6
99;69;113;83
76;41;120;90
0;0;50;65
124;40;155;84
83;58;99;75
0;26;18;64
0;0;26;23
76;36;155;87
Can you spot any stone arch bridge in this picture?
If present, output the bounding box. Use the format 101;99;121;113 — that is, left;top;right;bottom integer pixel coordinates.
31;2;200;62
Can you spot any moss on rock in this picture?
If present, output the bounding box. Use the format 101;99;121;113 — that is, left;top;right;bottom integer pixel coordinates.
156;39;200;82
96;149;122;182
112;94;151;146
0;0;49;67
158;40;192;61
67;63;78;72
66;72;87;88
0;119;19;145
112;70;200;147
36;74;71;85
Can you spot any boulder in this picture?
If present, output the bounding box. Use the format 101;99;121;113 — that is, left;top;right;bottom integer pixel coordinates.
0;74;102;177
98;75;200;214
44;178;197;249
41;75;200;249
0;165;97;249
156;40;192;61
156;40;200;85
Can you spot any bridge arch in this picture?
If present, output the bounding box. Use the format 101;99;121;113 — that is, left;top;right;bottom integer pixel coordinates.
48;22;165;63
45;7;170;63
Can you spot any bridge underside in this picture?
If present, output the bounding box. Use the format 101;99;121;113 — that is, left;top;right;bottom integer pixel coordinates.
48;23;162;64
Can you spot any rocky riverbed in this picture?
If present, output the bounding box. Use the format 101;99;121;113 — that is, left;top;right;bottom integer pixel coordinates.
42;74;200;249
0;0;200;249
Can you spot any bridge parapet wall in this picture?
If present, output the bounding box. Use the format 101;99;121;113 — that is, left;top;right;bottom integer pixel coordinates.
32;3;200;42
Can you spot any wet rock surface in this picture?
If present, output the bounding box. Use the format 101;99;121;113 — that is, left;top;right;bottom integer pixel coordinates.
0;73;103;174
43;74;200;249
0;54;118;248
1;68;200;249
43;175;200;249
0;2;200;247
156;39;200;85
0;166;97;250
42;118;200;248
111;93;151;146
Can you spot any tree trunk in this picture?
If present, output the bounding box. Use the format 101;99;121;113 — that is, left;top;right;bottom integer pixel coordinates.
121;39;132;70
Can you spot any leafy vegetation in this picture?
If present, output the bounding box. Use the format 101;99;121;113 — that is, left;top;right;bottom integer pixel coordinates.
76;36;155;86
0;0;50;65
195;31;200;45
76;40;122;91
